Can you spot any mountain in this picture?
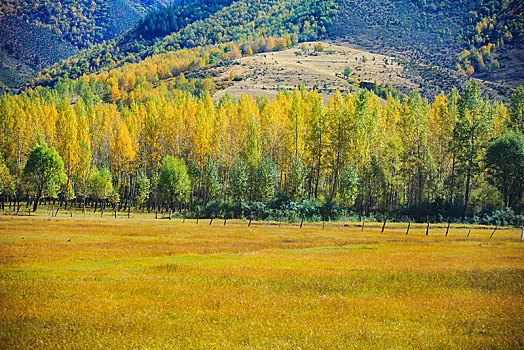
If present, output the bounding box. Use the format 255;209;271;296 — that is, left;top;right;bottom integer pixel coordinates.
0;17;75;91
3;0;523;95
329;0;524;88
0;0;176;90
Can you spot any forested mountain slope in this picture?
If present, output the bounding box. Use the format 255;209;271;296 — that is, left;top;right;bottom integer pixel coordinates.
330;0;524;86
31;0;335;89
0;17;75;91
0;0;174;49
0;0;175;90
27;0;523;96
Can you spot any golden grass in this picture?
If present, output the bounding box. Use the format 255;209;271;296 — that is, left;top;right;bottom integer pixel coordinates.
211;41;415;102
0;215;523;349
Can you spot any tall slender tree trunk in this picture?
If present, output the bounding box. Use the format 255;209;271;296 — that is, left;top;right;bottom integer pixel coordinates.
331;150;341;200
315;136;321;199
32;189;41;212
449;156;456;205
463;167;471;218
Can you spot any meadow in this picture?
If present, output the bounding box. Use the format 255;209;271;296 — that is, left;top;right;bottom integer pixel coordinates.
0;212;523;349
210;41;414;102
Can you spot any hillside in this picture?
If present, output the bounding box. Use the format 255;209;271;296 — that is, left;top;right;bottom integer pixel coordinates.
0;17;75;92
188;41;506;102
0;0;175;90
331;0;473;68
30;0;336;88
330;0;524;87
0;0;520;94
0;0;174;49
206;42;416;101
26;0;522;98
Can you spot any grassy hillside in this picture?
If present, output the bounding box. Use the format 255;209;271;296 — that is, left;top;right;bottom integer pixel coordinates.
206;42;417;101
204;41;508;102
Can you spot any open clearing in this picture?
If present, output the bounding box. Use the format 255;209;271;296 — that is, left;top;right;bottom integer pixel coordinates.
1;216;523;349
209;42;416;102
203;41;506;102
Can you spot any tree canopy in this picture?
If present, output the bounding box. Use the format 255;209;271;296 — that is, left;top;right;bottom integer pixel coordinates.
485;131;524;210
157;156;191;209
23;145;67;211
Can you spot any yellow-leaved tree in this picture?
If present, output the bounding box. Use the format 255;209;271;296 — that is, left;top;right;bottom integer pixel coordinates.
56;98;80;196
110;121;136;180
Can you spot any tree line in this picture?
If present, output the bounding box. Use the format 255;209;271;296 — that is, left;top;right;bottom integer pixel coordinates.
1;77;523;224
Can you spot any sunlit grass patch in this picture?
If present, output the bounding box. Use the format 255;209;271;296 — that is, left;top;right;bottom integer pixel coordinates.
0;216;523;348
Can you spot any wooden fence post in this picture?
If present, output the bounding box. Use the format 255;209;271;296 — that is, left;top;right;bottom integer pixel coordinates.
248;219;252;227
405;221;411;235
381;219;387;233
342;218;346;230
300;217;304;229
425;222;430;236
362;218;365;232
209;218;214;225
266;219;270;228
445;222;450;237
489;226;497;239
224;218;227;226
467;227;472;238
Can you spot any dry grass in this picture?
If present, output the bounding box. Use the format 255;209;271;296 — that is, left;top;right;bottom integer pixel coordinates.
211;42;416;102
0;215;523;349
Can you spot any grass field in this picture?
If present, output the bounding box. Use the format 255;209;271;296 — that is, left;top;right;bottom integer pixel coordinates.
209;42;415;102
0;214;523;349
